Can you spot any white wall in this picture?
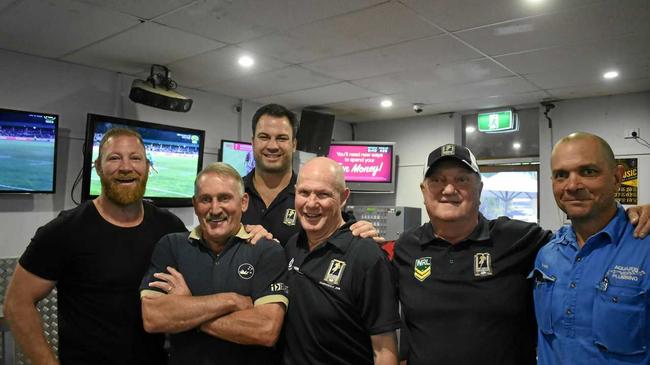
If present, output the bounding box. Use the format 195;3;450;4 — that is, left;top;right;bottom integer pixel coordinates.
352;114;459;223
539;91;650;232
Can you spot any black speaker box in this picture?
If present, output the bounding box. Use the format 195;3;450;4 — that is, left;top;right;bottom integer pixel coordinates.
297;109;335;156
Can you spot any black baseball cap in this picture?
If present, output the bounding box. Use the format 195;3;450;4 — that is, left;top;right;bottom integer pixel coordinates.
424;144;480;177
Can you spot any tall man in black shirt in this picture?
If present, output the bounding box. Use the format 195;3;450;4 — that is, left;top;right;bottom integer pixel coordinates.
3;128;188;364
242;104;379;245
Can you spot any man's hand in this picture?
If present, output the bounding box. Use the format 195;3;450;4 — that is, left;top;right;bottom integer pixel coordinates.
226;293;254;312
244;224;275;244
350;220;387;244
149;266;192;296
627;205;650;238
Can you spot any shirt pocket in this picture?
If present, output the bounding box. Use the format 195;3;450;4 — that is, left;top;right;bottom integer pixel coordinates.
530;267;556;335
593;284;647;355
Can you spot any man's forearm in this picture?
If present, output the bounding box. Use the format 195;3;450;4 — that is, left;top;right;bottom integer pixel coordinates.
142;292;242;333
5;303;58;365
200;303;285;347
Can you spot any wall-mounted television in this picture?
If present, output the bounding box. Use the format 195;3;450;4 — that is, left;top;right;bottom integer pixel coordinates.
327;141;396;193
81;114;205;207
0;108;58;194
218;139;255;177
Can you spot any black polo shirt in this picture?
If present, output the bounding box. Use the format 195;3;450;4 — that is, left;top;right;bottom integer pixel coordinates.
242;169;300;246
393;215;551;365
140;226;288;365
283;221;401;365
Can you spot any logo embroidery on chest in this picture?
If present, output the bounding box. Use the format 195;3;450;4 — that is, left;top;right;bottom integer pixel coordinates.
323;259;346;285
283;209;297;226
414;257;432;282
238;263;255;279
474;252;493;277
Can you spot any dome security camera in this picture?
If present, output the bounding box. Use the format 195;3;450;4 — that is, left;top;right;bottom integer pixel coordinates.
413;104;423;114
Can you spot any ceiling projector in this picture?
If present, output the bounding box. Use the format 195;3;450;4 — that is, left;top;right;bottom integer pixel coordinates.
129;65;193;112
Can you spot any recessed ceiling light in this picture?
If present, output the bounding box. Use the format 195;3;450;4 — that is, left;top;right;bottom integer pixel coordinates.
526;0;544;4
238;55;254;68
603;70;619;79
380;99;393;108
465;126;476;133
513;142;522;149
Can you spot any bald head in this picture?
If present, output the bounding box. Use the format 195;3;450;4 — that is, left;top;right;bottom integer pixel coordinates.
552;132;617;169
298;157;347;193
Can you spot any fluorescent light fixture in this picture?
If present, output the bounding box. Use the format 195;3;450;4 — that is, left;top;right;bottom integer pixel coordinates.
380;99;393;108
238;55;254;68
603;70;619;79
465;126;476;133
513;142;522;149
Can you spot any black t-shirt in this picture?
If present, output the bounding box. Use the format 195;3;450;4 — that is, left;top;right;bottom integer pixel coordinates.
241;170;300;246
283;222;400;365
393;215;552;365
19;200;187;365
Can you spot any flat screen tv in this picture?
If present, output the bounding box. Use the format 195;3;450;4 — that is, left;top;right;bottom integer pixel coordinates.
327;141;396;193
81;113;205;207
218;139;255;177
0;108;58;193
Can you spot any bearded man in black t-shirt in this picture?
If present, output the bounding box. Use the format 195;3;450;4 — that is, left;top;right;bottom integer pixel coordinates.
3;128;187;365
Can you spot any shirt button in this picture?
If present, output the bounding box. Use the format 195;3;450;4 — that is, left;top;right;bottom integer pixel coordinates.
576;257;582;262
449;259;454;264
566;309;573;315
570;282;576;288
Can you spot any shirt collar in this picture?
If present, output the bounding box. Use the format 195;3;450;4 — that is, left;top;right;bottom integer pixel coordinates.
297;220;356;252
244;169;297;197
555;204;627;247
418;214;490;246
189;223;251;242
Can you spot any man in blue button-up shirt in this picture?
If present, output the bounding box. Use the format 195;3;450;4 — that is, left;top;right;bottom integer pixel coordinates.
532;132;650;364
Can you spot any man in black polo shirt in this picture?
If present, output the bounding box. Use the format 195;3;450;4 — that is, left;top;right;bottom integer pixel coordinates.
242;103;379;245
283;157;400;365
140;162;288;365
393;144;650;365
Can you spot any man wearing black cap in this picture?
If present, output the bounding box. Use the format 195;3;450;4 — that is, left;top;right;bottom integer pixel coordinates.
393;143;650;365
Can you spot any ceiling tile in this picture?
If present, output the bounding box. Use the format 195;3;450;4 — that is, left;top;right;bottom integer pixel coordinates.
202;66;338;99
457;0;650;56
304;34;482;80
526;62;650;90
63;22;225;74
496;33;650;75
547;77;650;100
0;0;140;58
155;0;387;44
401;0;602;32
352;59;513;94
253;82;380;109
239;2;442;64
168;46;288;88
74;0;196;19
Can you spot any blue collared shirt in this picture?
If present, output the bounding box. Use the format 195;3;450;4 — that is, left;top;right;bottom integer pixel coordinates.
531;206;650;364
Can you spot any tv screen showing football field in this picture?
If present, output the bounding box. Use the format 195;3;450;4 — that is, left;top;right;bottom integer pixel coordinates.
82;114;205;207
0;108;58;193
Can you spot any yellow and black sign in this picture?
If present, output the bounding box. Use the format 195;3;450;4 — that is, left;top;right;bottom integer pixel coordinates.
615;158;638;205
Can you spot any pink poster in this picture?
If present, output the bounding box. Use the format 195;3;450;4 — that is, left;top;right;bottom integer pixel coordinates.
328;145;392;182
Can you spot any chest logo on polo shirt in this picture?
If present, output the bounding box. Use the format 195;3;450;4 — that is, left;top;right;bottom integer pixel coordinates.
238;263;255;279
283;209;297;226
323;259;346;285
474;253;493;277
414;257;432;282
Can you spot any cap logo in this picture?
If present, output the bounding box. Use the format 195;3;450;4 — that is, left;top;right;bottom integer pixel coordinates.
441;144;455;156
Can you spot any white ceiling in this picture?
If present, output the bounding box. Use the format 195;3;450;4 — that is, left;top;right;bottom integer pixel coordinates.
1;0;649;122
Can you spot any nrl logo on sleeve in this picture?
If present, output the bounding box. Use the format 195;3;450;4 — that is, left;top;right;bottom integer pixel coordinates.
474;252;493;277
414;257;432;282
283;209;297;226
323;259;346;285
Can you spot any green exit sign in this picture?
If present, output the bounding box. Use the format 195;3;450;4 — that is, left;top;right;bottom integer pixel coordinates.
477;110;515;132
